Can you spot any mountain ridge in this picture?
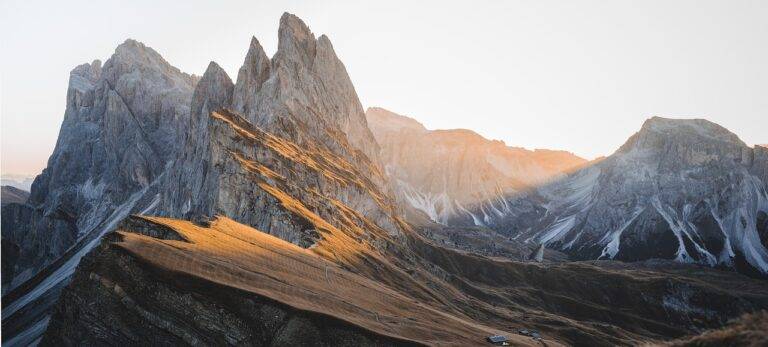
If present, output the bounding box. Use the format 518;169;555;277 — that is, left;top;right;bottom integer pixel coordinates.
449;115;768;277
366;107;587;224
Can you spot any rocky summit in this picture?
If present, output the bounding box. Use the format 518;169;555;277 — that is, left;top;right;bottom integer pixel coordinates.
1;40;197;293
1;12;767;347
449;116;768;277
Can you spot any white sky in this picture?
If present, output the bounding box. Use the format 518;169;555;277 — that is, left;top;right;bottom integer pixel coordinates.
1;0;767;175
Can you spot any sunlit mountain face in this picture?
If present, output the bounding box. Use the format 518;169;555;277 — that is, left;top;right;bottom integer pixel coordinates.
1;12;767;347
367;107;587;224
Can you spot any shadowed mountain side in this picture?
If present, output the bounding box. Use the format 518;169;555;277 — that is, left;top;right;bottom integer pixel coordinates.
415;217;570;262
653;310;768;347
450;117;768;277
1;39;197;293
408;236;768;346
1;186;29;207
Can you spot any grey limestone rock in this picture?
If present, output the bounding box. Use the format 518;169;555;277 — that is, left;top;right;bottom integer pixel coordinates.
453;117;768;276
2;39;196;292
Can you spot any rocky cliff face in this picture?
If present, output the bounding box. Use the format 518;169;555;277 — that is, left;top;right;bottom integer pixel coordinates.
1;41;196;292
452;117;768;276
1;186;29;207
229;15;380;165
158;13;395;249
366;107;586;224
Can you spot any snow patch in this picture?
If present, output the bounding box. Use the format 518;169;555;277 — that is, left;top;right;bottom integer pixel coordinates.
538;217;576;245
599;207;645;259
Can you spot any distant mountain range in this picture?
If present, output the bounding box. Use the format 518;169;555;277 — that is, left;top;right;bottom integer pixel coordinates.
443;117;768;277
0;174;35;191
368;108;768;277
367;107;587;223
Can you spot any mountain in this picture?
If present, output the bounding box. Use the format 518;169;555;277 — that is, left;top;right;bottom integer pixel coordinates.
366;107;586;224
450;117;768;277
42;214;768;346
38;14;552;345
1;186;29;207
3;13;768;347
4;13;409;345
157;15;389;243
1;40;197;345
1;40;196;293
1;175;36;192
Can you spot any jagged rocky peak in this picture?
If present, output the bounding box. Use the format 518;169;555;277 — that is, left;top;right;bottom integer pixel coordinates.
193;62;234;122
187;61;233;139
232;37;270;115
157;13;396;244
276;12;316;67
232;12;381;162
225;13;381;163
2;37;196;297
112;39;162;64
157;61;233;219
68;60;102;93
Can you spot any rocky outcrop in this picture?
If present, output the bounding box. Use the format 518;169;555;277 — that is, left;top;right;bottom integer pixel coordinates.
1;40;197;346
0;41;196;292
2;40;196;290
1;186;29;207
1;184;29;291
657;311;768;347
366;107;586;223
158;62;233;220
231;37;270;117
228;14;381;165
158;13;395;249
453;117;768;276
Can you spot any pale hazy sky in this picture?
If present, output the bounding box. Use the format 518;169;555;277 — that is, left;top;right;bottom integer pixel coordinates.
1;0;766;175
